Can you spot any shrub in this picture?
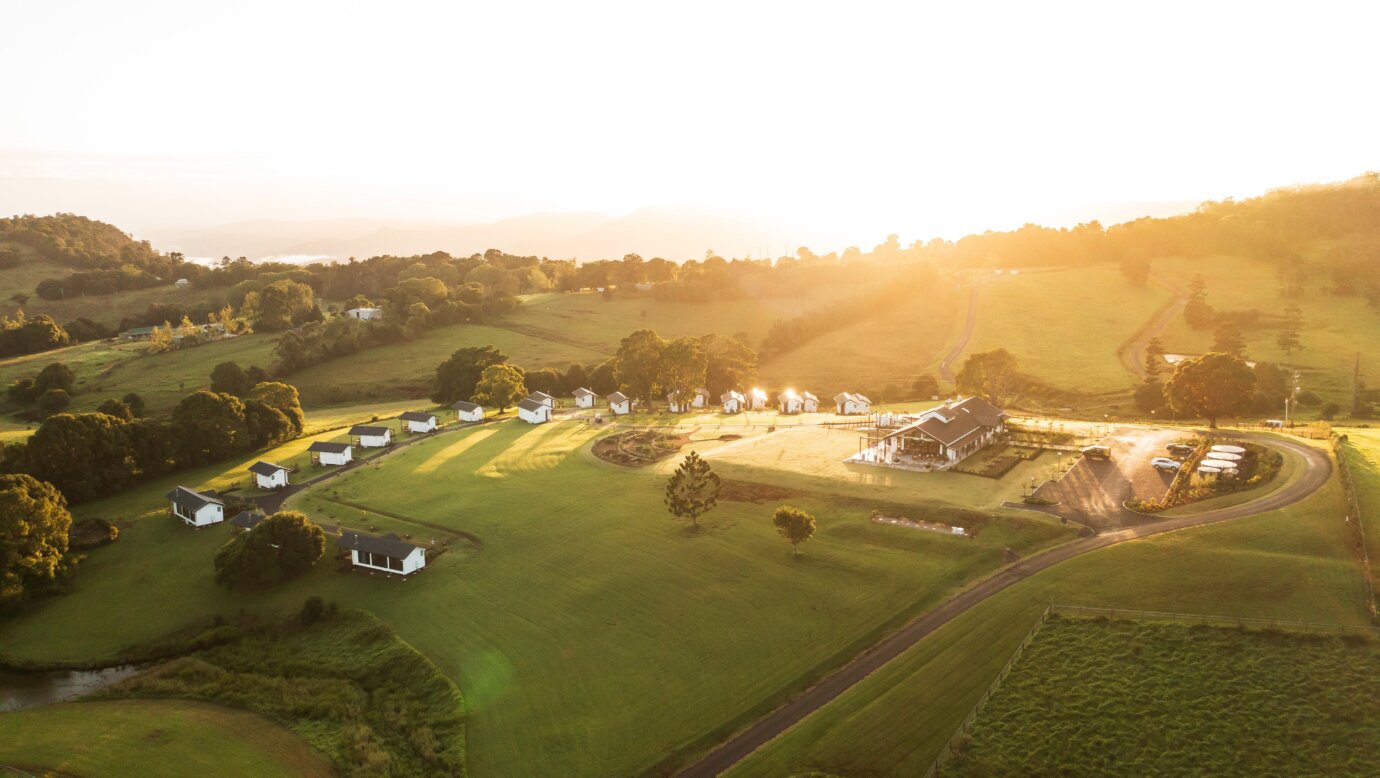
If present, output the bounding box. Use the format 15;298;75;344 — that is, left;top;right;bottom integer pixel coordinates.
300;595;325;626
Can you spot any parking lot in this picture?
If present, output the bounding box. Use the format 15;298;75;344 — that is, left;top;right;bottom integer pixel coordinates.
1025;427;1184;530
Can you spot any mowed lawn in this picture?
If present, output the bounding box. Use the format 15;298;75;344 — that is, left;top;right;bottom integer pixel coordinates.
0;699;334;777
729;465;1368;777
1156;255;1380;407
964;265;1174;393
946;617;1380;777
0;415;1073;777
1343;429;1380;592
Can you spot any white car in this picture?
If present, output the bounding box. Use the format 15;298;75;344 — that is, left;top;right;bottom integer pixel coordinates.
1151;457;1182;473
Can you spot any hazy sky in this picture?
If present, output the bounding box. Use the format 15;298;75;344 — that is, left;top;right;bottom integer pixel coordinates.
3;0;1379;246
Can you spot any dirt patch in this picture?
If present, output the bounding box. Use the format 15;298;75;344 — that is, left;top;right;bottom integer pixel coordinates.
592;430;690;467
719;480;802;503
717;434;742;441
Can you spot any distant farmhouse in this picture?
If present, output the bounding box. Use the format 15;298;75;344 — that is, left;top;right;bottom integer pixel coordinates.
854;396;1008;469
166;486;224;527
345;307;382;320
451;400;484;422
338;530;427;576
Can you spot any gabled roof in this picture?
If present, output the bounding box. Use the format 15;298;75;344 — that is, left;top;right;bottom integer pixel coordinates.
230;510;265;530
951;395;1009;427
165;486;221;513
750;388;768;399
349;424;390;436
309;441;352;454
451;400;481;412
696;387;711;396
518;398;547;413
572;387;596;398
607;391;629;403
778;389;802;402
528;391;555;403
248;461;286;477
399;411;437;423
722;390;745;403
802;391;818;401
337;529;424;558
834;391;871;405
887;396;1006;447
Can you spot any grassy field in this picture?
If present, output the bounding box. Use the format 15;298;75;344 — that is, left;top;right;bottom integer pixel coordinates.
1156;255;1380;407
728;463;1368;777
964;265;1174;394
945;617;1380;777
0;699;333;777
0;262;229;329
0;413;1074;776
1342;428;1380;596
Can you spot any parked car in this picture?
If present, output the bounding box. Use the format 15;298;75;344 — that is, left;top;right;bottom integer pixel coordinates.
1166;442;1196;457
1151;457;1182;472
1081;445;1112;460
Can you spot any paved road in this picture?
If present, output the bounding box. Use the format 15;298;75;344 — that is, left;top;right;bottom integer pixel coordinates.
1025;427;1181;531
674;433;1331;778
938;285;979;382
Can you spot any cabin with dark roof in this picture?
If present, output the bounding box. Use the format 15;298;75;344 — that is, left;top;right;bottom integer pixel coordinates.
349;424;392;448
863;396;1009;468
248;460;289;490
529;391;556;409
308;440;353;466
451;400;484;423
518;397;552;424
166;486;225;527
337;530;427;575
230;510;265;532
607;391;631;415
572;387;596;409
399;411;439;433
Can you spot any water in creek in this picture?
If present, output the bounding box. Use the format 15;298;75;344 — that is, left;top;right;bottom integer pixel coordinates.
0;665;141;713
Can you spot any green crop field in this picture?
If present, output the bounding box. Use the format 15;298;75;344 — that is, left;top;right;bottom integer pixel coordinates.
0;699;333;777
729;456;1367;777
0;413;1074;776
945;617;1380;777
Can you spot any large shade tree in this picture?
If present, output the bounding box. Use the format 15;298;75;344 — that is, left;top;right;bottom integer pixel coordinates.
1164;352;1256;428
214;511;326;589
614;329;666;404
955;349;1020;406
658;337;708;410
431;346;507;405
472;363;527;412
0;473;72;611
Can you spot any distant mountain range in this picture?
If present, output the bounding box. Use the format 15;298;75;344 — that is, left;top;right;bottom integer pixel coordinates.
146;207;839;264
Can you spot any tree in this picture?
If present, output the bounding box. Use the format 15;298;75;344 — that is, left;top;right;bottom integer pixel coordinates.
664;451;721;529
18;413;136;502
210;361;254;396
1277;305;1303;354
613;329;666;403
1144;337;1165;381
1119;251;1151;286
1184;274;1214;329
1211;320;1247;358
34;362;75;395
122;392;146;417
35;388;71;416
241;279;319;332
1134;380;1166;412
472;364;527;412
772;505;816;559
0;474;73;611
1164;352;1256;428
214;511;326;589
955;349;1019;406
912;373;940;399
250;381;305;434
430;346;507;405
96;398;134;421
171;391;249;466
147;321;173;353
701;334;757;396
658;337;708;409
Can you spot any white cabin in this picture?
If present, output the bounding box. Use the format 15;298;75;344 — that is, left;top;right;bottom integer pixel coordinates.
451;400;484;422
667;391;693;413
166;486;224;527
248;461;289;490
692;387;711;408
721;390;746;414
749;388;769;411
345;307;382;320
607;392;631;415
835;392;872;415
309;441;353;466
350;424;392;448
529;391;556;409
802;391;820;413
338;531;427;576
573;387;597;409
778;389;804;414
518;398;552;424
400;411;439;433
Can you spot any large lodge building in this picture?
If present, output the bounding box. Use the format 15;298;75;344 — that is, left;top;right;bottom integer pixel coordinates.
853;396;1008;469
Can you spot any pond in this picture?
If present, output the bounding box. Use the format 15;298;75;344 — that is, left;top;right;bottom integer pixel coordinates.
0;665;141;712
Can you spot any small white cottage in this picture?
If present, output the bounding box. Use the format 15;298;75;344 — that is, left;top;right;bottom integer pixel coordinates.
802;391;820;413
749;388;769;411
607;391;631;415
835;392;872;415
778;389;804;414
667;391;693;413
166;486;224;527
721;390;746;414
573;387;597;409
345;307;382;320
399;411;439;433
337;530;427;576
309;440;353;466
451;400;484;422
248;461;289;490
350;424;392;448
518;397;552;424
529;391;556;409
692;387;711;408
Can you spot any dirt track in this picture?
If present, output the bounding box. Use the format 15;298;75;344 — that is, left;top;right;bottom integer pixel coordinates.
674;433;1331;777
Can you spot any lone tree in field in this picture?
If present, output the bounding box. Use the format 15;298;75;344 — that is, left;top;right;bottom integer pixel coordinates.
1277;305;1304;354
772;505;816;559
215;510;327;589
0;473;73;611
664;451;721;529
1164;352;1256;428
1184;274;1214;329
956;349;1019;406
1211;320;1247;358
472;363;527;412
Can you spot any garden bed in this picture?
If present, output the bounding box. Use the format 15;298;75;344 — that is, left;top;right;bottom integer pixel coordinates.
591;430;690;467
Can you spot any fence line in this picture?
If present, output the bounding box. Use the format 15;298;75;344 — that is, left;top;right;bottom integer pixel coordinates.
922;605;1052;778
1334;438;1378;622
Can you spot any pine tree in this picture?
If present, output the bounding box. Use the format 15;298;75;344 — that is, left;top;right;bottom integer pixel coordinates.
664;451;721;529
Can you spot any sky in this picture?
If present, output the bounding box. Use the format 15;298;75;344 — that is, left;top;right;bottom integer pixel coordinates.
3;0;1379;250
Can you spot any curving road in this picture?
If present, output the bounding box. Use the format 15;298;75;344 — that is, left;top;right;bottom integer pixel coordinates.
938;285;979;383
675;433;1332;778
1119;275;1188;381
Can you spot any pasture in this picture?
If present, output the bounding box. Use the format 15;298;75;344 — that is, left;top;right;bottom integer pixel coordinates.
728;461;1367;777
946;617;1380;777
0;413;1074;776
